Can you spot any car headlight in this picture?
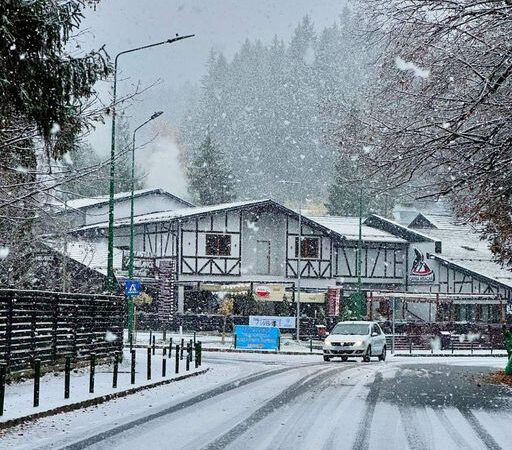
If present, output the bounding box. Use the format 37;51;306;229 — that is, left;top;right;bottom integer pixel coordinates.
354;340;365;347
324;340;332;347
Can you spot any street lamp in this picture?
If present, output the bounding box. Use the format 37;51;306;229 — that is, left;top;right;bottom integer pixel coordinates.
126;111;163;341
350;187;365;320
279;180;303;341
106;34;195;292
354;186;365;319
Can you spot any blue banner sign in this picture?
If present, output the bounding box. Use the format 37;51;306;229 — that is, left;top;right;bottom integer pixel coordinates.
234;325;280;350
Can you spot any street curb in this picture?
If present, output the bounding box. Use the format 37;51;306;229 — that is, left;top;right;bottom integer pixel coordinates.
128;344;322;356
0;368;209;431
202;347;322;356
391;354;506;358
127;345;505;358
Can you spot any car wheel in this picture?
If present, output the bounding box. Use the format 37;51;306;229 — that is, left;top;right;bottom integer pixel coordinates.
362;346;371;362
323;355;331;362
379;345;386;362
341;356;348;362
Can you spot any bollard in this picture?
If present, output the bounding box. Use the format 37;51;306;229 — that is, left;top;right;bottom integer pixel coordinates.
131;350;136;384
175;345;180;374
168;338;173;359
152;335;156;355
163;330;167;342
193;332;196;345
194;343;199;369
188;340;193;362
310;339;313;353
0;364;6;416
33;359;41;407
162;357;167;377
149;330;152;346
278;336;281;352
409;339;412;354
180;339;184;360
198;342;202;366
64;356;71;399
234;334;237;349
89;354;96;394
147;347;152;380
186;352;190;371
113;353;119;389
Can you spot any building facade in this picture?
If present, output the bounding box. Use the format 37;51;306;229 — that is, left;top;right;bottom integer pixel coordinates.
53;192;512;323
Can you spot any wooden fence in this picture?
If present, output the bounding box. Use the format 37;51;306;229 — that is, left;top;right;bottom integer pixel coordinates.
0;289;123;374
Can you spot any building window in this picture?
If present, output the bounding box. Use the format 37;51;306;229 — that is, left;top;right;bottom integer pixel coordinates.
295;237;320;259
206;234;231;256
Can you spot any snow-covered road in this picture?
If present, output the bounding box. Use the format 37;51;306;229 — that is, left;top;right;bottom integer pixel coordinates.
3;354;512;450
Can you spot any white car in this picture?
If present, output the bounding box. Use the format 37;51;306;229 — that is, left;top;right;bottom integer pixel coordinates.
323;321;387;362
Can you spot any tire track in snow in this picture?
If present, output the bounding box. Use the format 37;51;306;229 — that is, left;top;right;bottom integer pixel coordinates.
458;408;502;450
351;371;383;450
397;406;430;450
200;365;347;450
54;363;325;450
433;409;473;449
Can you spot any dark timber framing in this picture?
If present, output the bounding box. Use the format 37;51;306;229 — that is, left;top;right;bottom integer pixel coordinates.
428;253;512;300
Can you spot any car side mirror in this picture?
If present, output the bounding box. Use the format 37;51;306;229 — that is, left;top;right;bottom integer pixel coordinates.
371;332;378;337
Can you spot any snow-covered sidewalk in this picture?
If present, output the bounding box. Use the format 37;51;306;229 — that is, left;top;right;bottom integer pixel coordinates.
0;347;206;424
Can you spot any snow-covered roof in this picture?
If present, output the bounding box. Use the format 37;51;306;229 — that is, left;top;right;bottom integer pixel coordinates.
408;213;470;231
417;228;512;288
308;216;407;243
364;215;438;243
70;199;354;243
45;239;123;276
55;188;193;211
73;199;275;231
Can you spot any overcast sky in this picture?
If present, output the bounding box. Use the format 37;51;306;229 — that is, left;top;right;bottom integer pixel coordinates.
80;0;347;196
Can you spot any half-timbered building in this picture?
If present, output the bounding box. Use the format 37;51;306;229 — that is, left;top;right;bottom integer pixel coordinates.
50;192;512;323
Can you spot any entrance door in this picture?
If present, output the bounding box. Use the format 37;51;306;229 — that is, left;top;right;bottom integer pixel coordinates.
256;240;271;275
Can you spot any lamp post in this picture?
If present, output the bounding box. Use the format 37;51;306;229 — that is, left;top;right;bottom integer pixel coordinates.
356;186;364;319
106;34;195;292
279;180;303;341
126;111;163;341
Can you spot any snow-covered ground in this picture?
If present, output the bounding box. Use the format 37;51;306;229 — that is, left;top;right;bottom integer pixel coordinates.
2;352;511;450
0;347;204;423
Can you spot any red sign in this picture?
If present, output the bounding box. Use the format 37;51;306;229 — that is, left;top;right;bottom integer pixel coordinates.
255;285;271;299
327;287;340;316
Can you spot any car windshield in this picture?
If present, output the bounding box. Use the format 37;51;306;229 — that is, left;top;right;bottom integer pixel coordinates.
331;324;370;335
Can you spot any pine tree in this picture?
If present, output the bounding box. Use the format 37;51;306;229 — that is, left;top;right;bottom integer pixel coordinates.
187;134;235;205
